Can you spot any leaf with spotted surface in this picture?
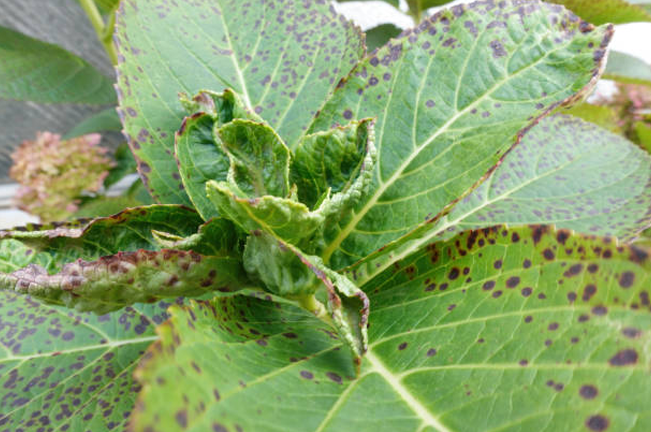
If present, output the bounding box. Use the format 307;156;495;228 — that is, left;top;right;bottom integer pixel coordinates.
0;205;205;269
0;205;246;313
309;0;612;269
0;238;174;432
344;115;651;286
130;225;651;432
115;0;365;203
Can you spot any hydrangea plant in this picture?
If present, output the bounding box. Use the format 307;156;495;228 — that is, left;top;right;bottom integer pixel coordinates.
2;1;651;431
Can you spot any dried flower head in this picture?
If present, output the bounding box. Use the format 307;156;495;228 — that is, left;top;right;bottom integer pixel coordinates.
10;132;114;221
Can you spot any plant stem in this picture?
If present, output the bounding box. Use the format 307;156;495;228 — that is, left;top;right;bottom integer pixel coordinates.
78;0;118;65
406;0;422;24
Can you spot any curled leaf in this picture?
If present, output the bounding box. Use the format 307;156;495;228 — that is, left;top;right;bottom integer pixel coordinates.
206;181;323;245
0;249;244;314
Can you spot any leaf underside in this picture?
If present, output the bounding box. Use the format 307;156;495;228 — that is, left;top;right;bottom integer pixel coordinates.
131;225;651;432
115;0;365;203
309;1;612;269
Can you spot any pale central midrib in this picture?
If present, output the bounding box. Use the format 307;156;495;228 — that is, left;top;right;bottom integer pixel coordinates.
0;336;158;363
322;45;566;263
365;350;453;432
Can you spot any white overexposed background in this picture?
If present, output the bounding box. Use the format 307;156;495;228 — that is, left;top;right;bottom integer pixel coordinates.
1;0;650;228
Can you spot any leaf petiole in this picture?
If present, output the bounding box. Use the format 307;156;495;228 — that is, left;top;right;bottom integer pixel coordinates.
78;0;118;65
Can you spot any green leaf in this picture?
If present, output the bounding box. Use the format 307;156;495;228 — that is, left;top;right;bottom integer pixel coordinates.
292;119;376;210
556;102;621;133
309;1;612;269
175;112;231;220
130;225;651;432
242;231;368;364
547;0;651;24
365;24;403;52
635;121;651;153
63;107;122;140
0;290;164;432
0;233;167;431
0;26;116;105
346;115;651;285
218;119;291;198
74;196;144;218
103;142;138;189
0;206;245;313
116;0;365;204
151;217;241;256
604;51;651;86
206;181;323;245
0;205;204;265
0;248;242;314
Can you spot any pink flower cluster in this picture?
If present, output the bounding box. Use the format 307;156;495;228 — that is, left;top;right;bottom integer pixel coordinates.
10;132;114;221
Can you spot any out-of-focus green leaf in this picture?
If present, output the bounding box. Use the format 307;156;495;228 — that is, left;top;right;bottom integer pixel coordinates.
0;26;116;104
558;103;621;132
604;51;651;86
364;24;403;53
75;196;143;218
131;225;651;432
547;0;651;24
635;121;651;152
63;108;122;139
103;142;138;188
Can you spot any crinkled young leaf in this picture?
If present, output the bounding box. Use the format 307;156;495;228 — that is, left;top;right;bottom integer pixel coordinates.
292;119;375;209
115;0;364;203
152;217;241;256
130;225;651;432
345;114;651;285
179;89;260;123
243;232;369;362
0;249;243;314
175;90;263;219
0;26;116;105
206;181;323;245
604;51;651;86
217;119;291;198
310;1;612;269
548;0;651;24
175;113;230;220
